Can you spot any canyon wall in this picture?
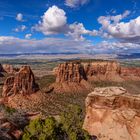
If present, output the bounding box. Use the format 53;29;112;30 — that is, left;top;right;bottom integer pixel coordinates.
51;61;93;93
83;60;140;81
83;87;140;140
83;61;123;81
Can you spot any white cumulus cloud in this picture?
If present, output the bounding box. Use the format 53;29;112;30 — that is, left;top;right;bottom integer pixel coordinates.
68;23;91;41
0;36;92;54
13;25;27;32
16;13;23;21
34;5;68;35
97;10;140;44
25;34;32;39
65;0;89;8
33;5;96;41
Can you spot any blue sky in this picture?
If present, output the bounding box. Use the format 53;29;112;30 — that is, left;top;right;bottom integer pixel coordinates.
0;0;140;54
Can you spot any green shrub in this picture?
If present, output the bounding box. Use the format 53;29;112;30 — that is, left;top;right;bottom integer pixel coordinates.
60;104;91;140
22;105;92;140
5;106;16;114
22;117;64;140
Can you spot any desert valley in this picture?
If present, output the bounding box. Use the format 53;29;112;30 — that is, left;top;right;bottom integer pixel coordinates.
0;58;140;140
1;0;140;139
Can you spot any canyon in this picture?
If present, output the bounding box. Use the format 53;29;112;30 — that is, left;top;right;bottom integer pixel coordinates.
0;60;140;140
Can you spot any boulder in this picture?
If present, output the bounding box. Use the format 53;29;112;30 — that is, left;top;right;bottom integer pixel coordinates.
83;87;140;140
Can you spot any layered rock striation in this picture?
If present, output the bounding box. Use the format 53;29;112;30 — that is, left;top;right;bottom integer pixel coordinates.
83;87;140;140
55;61;87;83
2;65;39;97
83;60;140;81
51;61;92;93
83;61;123;81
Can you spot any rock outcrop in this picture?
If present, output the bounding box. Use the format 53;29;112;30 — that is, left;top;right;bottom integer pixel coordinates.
83;61;123;82
2;76;15;97
0;64;4;77
83;87;140;140
56;61;87;83
51;61;92;93
2;64;19;74
0;111;41;140
2;66;39;97
83;60;140;81
121;67;140;81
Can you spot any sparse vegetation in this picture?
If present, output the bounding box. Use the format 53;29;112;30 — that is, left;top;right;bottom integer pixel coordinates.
22;105;92;140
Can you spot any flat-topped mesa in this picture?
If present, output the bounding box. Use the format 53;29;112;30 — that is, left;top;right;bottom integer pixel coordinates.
55;61;87;83
83;61;123;81
83;87;140;140
2;65;39;97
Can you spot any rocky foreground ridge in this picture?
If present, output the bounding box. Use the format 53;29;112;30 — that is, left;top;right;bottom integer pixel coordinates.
83;87;140;140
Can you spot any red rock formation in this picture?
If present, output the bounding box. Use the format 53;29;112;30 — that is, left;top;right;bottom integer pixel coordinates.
83;87;140;140
2;64;19;74
0;111;41;140
2;76;14;97
83;61;123;81
51;61;92;93
13;66;38;95
55;62;87;83
121;67;140;80
2;66;39;97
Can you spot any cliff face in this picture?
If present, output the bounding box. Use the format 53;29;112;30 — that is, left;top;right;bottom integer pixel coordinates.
121;67;140;81
83;87;140;140
55;62;87;83
51;62;92;93
83;61;140;81
0;64;4;77
2;66;39;97
83;61;123;81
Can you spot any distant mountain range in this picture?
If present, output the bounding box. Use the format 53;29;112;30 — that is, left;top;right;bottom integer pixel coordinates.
117;53;140;59
0;53;140;59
